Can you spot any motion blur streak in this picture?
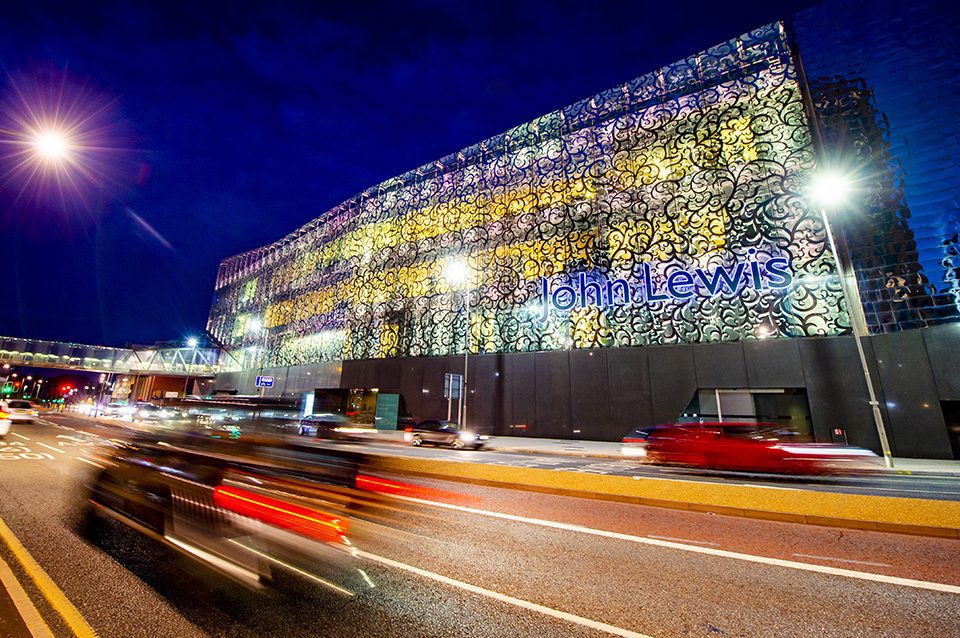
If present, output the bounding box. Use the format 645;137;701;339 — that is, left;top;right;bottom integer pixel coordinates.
227;540;355;597
355;473;474;504
212;486;347;543
385;492;960;594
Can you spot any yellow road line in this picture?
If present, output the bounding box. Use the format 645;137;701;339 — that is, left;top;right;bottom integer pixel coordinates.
0;552;55;638
374;456;960;536
0;517;98;638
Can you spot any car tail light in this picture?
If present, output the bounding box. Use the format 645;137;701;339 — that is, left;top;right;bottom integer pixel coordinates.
213;485;348;543
404;427;413;432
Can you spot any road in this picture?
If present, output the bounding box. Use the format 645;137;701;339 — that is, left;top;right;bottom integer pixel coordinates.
0;414;958;637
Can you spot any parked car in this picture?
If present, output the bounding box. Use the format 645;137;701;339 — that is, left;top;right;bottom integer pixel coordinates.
1;400;38;423
641;421;882;474
404;420;489;449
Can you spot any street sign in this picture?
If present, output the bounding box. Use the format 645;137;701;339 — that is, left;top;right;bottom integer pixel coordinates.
443;373;463;400
255;375;274;388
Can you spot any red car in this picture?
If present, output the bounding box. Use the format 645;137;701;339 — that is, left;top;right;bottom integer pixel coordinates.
639;422;882;474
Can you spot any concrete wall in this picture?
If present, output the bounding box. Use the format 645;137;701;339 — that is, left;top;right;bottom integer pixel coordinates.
210;326;960;458
336;327;959;458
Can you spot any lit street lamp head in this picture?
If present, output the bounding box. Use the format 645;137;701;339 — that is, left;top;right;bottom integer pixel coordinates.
444;259;470;286
809;170;854;209
186;337;199;348
31;129;72;162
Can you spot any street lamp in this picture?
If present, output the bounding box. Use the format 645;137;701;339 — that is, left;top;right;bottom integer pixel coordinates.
809;169;894;467
248;319;269;396
183;337;199;397
30;129;72;162
445;258;472;429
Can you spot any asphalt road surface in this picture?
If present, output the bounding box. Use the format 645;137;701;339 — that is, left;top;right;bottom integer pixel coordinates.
0;414;958;637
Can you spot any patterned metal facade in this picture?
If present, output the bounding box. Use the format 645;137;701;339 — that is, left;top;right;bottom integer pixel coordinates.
207;22;849;368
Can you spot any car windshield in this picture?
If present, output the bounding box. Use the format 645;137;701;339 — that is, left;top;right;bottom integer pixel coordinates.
8;401;31;409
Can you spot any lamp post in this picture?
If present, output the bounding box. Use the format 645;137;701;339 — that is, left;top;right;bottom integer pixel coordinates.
810;171;894;468
445;259;471;428
183;337;199;397
248;319;269;397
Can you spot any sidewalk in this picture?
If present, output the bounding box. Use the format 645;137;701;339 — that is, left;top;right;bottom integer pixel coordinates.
482;435;960;477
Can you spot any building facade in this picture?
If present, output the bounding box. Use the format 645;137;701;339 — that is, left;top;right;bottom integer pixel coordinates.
208;1;960;458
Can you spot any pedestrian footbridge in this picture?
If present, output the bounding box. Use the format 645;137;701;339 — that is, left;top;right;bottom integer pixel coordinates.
0;335;222;376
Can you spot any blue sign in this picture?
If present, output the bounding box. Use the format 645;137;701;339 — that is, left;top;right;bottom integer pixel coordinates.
537;253;793;323
255;375;274;388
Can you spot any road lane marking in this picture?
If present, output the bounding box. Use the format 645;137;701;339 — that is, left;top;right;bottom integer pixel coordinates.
0;518;99;638
792;553;892;568
388;493;960;594
355;549;653;638
35;443;66;455
0;553;55;638
648;535;720;547
11;433;30;441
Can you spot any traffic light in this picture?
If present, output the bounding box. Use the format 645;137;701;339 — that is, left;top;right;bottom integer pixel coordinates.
1;384;11;395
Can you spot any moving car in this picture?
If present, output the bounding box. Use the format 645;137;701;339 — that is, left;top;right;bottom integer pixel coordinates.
1;400;38;423
621;426;656;458
102;402;134;418
0;408;10;438
639;421;882;474
78;428;372;593
404;420;489;449
297;413;379;442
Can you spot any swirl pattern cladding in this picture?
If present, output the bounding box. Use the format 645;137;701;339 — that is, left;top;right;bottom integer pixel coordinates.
207;22;848;368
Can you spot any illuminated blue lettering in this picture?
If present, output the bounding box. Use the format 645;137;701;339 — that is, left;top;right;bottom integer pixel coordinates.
642;263;669;301
764;257;793;289
666;270;695;300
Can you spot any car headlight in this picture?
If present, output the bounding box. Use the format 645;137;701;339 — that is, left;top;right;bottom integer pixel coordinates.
459;432;476;442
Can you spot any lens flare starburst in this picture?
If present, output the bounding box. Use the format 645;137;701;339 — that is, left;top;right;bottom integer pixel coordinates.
0;69;130;215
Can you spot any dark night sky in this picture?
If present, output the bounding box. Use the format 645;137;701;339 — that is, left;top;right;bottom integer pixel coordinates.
0;0;814;347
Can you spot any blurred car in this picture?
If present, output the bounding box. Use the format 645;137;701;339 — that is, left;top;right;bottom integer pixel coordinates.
132;402;180;422
78;429;372;593
621;426;656;458
297;413;377;441
0;408;10;438
1;400;38;423
404;420;489;449
102;402;134;418
642;421;882;474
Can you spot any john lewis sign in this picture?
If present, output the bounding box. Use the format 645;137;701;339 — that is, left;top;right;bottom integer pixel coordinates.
537;254;793;323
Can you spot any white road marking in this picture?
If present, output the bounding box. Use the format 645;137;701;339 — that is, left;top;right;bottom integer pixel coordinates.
35;442;67;455
76;456;105;469
356;549;653;638
389;493;960;594
11;433;30;441
648;535;720;547
793;553;892;568
0;552;55;637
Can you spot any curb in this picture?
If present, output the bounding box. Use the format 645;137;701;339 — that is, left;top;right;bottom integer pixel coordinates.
370;455;960;539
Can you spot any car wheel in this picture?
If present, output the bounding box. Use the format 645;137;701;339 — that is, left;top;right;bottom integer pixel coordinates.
451;438;465;450
411;434;422;447
297;426;305;436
